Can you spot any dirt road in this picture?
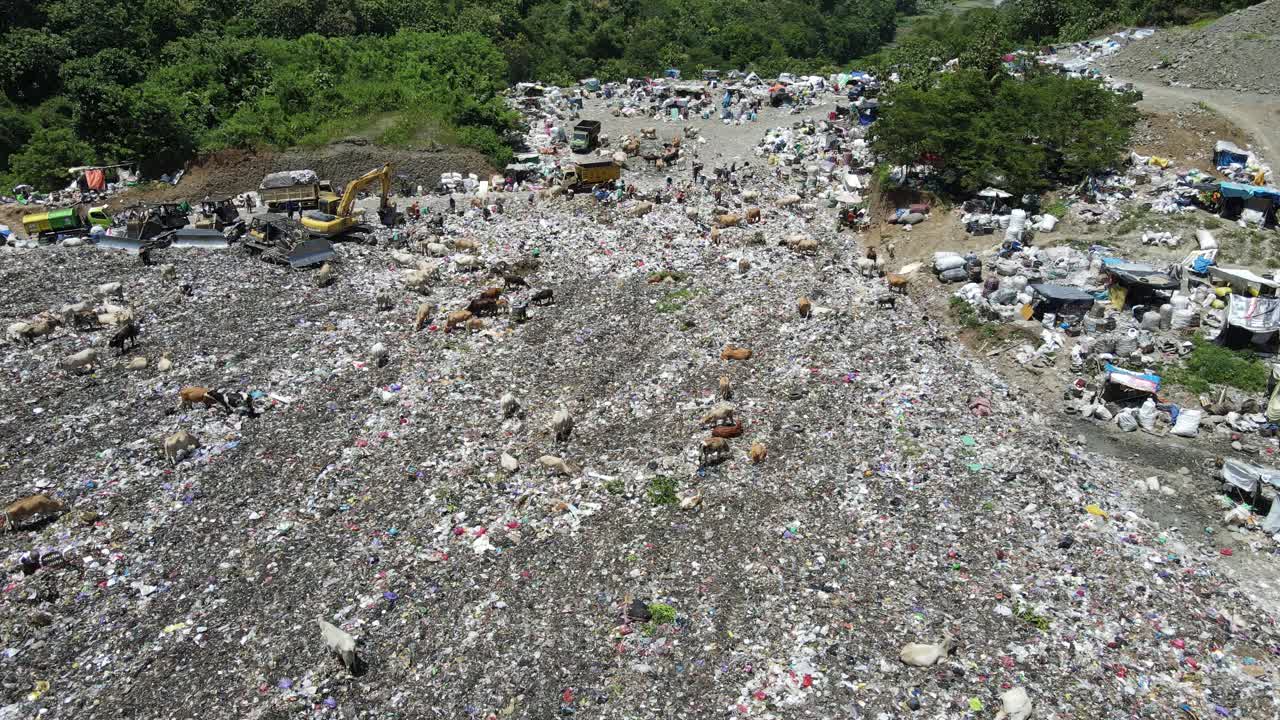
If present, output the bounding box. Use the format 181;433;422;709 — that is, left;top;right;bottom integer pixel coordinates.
1128;80;1280;166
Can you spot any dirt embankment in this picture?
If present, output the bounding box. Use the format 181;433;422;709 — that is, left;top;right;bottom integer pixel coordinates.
117;141;497;206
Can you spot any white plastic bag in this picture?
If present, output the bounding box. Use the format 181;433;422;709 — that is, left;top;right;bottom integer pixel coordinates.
1116;410;1138;432
1171;409;1201;437
1138;398;1157;431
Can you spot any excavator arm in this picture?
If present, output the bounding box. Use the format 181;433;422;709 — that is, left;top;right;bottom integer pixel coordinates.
335;164;393;218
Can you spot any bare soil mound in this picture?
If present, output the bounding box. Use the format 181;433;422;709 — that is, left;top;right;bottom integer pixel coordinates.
119;142;496;205
1101;0;1280;93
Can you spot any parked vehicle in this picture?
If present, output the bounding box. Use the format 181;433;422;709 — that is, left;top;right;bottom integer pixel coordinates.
21;205;111;243
571;120;602;153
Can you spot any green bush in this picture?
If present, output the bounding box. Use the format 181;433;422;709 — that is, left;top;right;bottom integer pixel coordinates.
647;476;678;506
871;70;1138;199
1161;338;1270;394
647;603;676;625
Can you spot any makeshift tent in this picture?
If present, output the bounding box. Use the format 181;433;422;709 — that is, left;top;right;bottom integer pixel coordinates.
1225;294;1280;334
1218;181;1280;203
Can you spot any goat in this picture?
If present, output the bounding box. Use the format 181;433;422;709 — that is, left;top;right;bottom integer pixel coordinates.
538;455;579;476
798;296;812;318
4;494;65;531
163;430;199;465
177;387;233;412
316;616;358;670
629;202;654;218
793;237;818;255
414;303;436;331
531;288;554;306
502;274;529;289
58;348;99;372
876;295;897;310
453;254;482;272
376;289;397;311
720;346;753;361
746;207;761;224
886;274;909;294
96;305;133;327
777;194;801;207
900;633;955;667
709;227;721;244
314;262;336;288
404;269;433;294
511;303;529;323
718;375;732;401
700;402;735;427
749;441;767;464
109;321;139;354
711;421;744;438
6;322;33;344
60;301;95;328
96;281;124;300
500;392;521;419
700;436;729;464
370;342;388;367
551;406;574;442
444;310;473;332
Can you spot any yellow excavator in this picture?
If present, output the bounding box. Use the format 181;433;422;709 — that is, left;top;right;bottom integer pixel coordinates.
301;163;394;237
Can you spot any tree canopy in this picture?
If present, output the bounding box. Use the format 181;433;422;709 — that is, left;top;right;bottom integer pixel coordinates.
870;69;1140;198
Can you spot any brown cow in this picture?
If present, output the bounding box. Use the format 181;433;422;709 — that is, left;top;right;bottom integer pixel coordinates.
4;494;64;530
711;422;744;439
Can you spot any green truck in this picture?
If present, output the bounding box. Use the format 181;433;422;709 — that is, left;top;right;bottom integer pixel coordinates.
21;205;112;243
571;120;602;153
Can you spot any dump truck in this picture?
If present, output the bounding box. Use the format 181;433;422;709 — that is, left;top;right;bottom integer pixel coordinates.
258;172;340;214
560;160;620;191
22;205;112;243
571;120;602;153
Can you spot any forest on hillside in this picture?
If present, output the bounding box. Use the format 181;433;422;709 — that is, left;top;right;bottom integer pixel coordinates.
0;0;1261;190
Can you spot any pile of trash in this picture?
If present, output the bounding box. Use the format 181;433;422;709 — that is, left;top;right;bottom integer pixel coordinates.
1;78;1277;720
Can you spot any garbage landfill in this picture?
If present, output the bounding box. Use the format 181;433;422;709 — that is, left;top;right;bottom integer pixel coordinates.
0;73;1275;720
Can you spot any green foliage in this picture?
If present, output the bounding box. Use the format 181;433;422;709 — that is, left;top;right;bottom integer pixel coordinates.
647;603;677;625
0;30;72;102
7;126;94;190
647;476;678;506
949;296;982;329
1016;605;1051;631
870;70;1138;198
1160;337;1270;394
